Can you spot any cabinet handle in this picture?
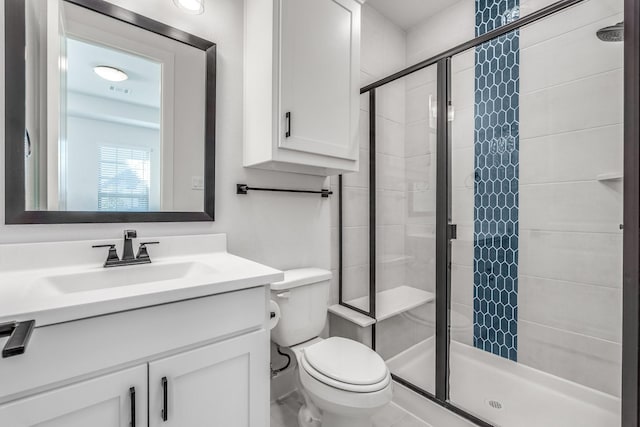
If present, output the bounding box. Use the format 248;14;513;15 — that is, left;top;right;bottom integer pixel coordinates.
129;387;136;427
0;320;35;358
285;112;291;138
161;377;168;422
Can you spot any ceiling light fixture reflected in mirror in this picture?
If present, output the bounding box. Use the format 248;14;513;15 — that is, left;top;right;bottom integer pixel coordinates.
93;65;128;82
173;0;205;14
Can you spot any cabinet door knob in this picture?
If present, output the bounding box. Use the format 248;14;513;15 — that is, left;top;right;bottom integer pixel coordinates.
161;377;168;422
285;111;292;138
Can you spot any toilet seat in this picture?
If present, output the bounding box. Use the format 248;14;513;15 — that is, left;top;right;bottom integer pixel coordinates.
300;337;390;393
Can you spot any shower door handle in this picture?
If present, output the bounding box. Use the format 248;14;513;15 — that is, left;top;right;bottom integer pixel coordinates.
448;224;457;240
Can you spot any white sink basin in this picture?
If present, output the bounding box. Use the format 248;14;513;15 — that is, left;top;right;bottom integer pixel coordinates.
36;261;217;294
0;234;284;327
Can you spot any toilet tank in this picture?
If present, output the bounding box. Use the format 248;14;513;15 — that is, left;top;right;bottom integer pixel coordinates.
270;268;332;347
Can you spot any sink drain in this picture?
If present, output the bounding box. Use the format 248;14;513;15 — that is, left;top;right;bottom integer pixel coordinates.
487;399;503;410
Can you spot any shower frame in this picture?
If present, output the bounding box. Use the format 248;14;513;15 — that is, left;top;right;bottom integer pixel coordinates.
337;0;640;425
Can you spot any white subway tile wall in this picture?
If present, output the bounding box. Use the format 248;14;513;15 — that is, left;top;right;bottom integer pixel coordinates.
517;0;622;395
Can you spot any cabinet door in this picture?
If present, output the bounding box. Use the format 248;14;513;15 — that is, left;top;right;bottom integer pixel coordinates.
149;330;269;427
279;0;360;160
0;365;147;427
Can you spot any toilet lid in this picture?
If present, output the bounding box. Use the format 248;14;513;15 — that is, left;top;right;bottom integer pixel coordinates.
302;337;388;386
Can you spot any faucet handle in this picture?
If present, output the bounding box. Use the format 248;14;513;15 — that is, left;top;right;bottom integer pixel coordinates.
92;244;120;266
136;242;160;261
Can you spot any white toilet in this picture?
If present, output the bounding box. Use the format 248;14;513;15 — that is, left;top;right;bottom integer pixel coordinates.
271;268;393;427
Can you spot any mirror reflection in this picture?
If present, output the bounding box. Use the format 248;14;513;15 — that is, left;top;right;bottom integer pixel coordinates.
24;0;208;213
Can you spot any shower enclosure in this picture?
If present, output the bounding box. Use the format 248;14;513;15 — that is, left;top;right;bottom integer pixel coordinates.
336;0;639;425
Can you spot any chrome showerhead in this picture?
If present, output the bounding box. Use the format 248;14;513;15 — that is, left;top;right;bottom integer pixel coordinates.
597;21;624;42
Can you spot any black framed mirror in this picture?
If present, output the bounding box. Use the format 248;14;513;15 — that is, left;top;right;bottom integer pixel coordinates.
5;0;216;224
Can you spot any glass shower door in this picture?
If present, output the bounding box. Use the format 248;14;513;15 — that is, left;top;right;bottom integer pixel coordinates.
375;65;439;395
448;0;623;425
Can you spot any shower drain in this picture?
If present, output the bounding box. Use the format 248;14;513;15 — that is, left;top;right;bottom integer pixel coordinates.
486;399;503;410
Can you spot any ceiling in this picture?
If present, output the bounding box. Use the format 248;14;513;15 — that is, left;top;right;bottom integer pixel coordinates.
366;0;454;30
66;37;162;109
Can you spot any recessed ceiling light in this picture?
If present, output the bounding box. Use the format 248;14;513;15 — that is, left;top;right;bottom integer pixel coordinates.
94;66;128;82
173;0;204;14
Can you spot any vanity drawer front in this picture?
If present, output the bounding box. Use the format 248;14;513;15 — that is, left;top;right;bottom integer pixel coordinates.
0;286;267;403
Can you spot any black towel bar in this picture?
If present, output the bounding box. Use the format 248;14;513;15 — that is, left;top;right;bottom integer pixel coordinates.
236;184;333;198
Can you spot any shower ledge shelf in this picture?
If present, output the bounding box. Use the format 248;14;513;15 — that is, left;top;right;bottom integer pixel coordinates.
329;286;435;327
596;172;623;181
378;254;413;265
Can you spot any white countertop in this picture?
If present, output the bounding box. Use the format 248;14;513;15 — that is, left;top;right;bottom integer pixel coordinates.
0;234;283;327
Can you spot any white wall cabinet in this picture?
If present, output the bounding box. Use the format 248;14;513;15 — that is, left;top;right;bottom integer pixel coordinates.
0;365;147;427
149;330;268;427
244;0;365;176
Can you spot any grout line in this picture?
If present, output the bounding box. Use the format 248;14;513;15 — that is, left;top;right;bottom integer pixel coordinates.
451;263;473;268
521;67;622;96
520;64;623;95
520;122;622;141
518;228;622;236
520;10;624;51
376;152;410;160
451;264;621;291
451;301;473;310
451;177;624;190
519;319;621;347
341;185;369;190
517;272;621;291
376;114;406;127
519;178;624;187
449;227;622;236
453;110;620;140
405;118;432;126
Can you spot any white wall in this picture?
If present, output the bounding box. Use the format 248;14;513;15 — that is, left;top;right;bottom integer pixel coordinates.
0;0;330;273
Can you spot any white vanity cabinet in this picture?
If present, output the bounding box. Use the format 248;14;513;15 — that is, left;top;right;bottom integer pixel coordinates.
244;0;364;176
148;330;267;427
0;287;270;427
0;365;147;427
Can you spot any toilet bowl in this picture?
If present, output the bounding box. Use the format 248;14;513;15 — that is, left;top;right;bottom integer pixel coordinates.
292;337;393;427
270;269;393;427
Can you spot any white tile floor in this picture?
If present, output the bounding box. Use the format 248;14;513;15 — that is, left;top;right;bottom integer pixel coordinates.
270;390;432;427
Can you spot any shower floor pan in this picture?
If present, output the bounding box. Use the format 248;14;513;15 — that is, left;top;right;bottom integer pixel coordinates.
387;337;620;427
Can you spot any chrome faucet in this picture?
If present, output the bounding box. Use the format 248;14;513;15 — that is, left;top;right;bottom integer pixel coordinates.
93;230;159;268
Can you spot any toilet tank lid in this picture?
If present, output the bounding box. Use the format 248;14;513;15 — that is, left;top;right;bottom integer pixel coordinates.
271;268;332;291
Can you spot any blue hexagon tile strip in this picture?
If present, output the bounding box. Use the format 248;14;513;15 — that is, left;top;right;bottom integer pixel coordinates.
473;0;520;361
